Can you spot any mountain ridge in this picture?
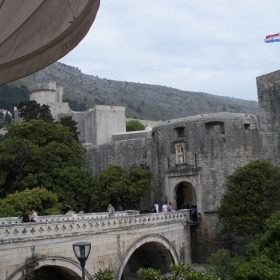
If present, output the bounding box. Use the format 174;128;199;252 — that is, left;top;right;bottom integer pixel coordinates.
9;62;259;121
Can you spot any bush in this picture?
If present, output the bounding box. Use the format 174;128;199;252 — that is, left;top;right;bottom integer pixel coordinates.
138;263;220;280
92;268;115;280
126;120;145;131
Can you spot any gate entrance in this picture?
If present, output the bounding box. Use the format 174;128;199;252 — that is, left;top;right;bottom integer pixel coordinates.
175;181;196;210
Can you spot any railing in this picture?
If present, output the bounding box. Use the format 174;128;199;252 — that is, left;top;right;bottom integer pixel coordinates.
0;210;189;243
0;211;133;225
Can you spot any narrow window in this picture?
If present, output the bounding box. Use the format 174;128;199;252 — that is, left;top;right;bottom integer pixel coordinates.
244;123;250;131
174;127;185;138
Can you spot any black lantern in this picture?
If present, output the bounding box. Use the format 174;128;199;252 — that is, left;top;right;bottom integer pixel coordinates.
73;241;91;280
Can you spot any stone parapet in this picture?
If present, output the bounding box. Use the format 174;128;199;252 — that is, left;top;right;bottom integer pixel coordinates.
113;130;152;141
0;211;188;243
28;81;56;93
0;211;129;225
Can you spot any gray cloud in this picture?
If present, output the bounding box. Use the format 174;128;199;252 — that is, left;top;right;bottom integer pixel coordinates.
60;0;280;101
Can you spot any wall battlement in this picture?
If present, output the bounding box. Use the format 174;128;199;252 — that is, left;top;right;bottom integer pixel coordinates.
28;81;57;93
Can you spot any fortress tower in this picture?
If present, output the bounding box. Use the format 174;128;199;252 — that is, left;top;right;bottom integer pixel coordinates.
14;81;126;146
256;70;280;164
28;81;71;120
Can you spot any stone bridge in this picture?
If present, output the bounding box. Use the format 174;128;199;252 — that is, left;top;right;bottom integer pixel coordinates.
0;210;190;280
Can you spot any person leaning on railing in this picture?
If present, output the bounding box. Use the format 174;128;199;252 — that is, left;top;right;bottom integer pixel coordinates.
19;209;30;223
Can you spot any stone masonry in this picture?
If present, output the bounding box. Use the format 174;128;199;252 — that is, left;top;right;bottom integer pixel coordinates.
16;70;280;264
1;211;189;280
85;70;280;263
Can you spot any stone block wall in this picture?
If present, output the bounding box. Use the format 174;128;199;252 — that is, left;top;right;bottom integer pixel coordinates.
86;111;262;263
2;212;189;280
257;70;280;164
95;105;126;145
87;136;153;169
150;112;261;262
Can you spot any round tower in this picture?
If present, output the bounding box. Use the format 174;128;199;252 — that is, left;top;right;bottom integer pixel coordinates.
28;81;58;104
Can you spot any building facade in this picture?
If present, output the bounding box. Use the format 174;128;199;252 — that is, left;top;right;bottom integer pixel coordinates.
20;70;280;263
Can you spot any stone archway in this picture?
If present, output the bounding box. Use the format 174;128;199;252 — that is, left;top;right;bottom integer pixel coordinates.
175;181;196;210
117;234;179;280
8;256;91;280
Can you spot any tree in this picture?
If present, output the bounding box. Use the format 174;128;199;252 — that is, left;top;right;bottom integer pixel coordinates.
0;134;5;143
126;164;154;208
4;112;12;124
234;210;280;279
137;263;220;280
91;164;154;211
17;100;42;121
126;120;145;131
17;100;54;122
0;119;96;212
0;187;61;217
218;160;280;237
60;115;80;141
0;84;29;114
38;104;55;122
211;212;280;280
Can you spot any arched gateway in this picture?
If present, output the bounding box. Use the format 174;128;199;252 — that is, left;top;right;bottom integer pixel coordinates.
175;181;197;210
167;175;199;212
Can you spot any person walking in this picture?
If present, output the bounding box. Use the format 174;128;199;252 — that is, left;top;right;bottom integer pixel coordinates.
162;202;168;213
152;201;159;213
107;203;115;217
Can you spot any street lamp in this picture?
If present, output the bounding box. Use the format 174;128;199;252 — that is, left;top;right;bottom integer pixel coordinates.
73;241;91;280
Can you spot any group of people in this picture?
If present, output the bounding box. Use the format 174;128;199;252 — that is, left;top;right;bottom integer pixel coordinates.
19;209;38;222
152;201;175;213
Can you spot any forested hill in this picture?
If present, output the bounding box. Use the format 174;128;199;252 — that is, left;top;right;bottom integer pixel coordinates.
7;62;259;121
0;84;29;114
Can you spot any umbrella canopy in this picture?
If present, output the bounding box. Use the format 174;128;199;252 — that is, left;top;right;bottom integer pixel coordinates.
0;0;100;85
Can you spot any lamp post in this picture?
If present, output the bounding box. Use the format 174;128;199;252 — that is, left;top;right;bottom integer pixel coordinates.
73;241;91;280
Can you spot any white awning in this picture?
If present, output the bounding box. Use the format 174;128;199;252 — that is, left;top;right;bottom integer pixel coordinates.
0;0;100;85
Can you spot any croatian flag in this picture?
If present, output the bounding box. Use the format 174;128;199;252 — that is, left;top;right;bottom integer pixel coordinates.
265;33;280;43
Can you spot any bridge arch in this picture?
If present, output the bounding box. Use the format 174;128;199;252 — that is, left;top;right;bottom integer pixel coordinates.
7;255;91;280
116;234;180;280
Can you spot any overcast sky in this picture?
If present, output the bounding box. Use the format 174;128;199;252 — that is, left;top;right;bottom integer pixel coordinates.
59;1;280;101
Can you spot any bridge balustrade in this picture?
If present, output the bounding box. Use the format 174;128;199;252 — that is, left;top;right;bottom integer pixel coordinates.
0;211;130;225
0;210;189;243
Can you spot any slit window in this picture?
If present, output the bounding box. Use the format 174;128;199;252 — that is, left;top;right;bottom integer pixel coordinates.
244;123;250;131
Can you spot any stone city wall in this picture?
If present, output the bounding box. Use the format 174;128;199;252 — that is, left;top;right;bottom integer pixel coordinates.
86;137;153;175
149;112;261;263
86;112;262;263
257;70;280;165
